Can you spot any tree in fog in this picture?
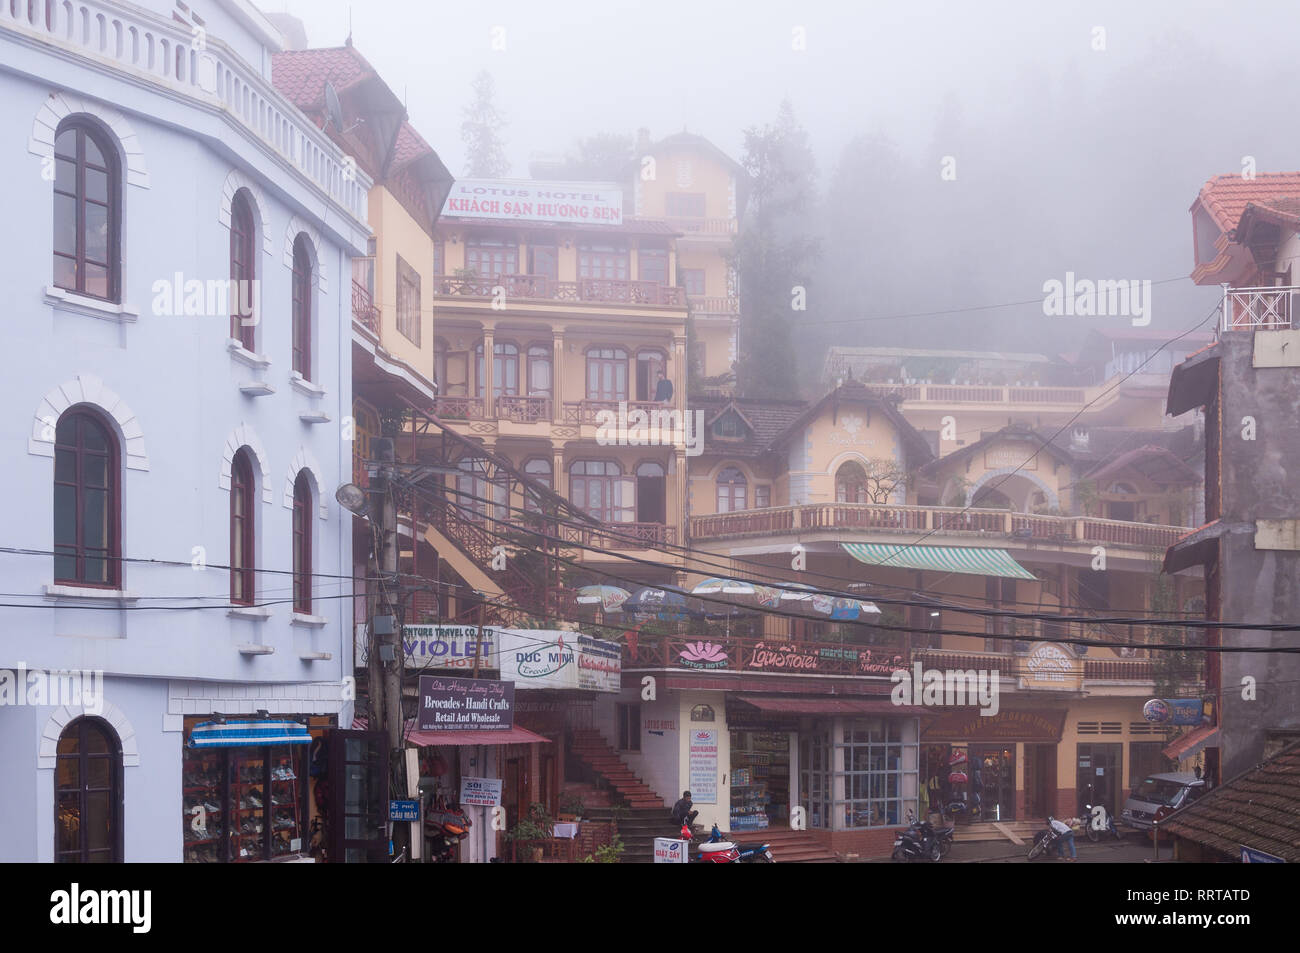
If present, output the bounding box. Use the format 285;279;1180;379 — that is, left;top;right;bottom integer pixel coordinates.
734;100;819;399
461;70;509;177
556;132;637;181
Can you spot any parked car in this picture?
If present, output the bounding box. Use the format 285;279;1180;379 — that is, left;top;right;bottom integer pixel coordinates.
1119;772;1207;832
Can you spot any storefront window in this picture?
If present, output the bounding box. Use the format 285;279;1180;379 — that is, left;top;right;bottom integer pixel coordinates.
183;720;309;863
836;718;918;829
799;731;831;830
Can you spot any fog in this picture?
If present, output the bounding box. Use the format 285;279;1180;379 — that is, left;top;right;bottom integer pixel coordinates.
266;0;1300;385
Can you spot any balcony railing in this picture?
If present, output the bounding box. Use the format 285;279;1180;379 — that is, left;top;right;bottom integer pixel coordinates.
560;522;677;551
432;396;487;420
691;503;1186;549
660;217;737;236
857;381;1088;405
563;399;668;426
433;274;685;307
1222;285;1298;332
352;281;380;334
496;395;553;423
1;0;370;223
689;295;740;315
624;632;908;677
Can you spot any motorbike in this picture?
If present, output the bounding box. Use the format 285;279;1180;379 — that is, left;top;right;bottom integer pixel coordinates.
892;812;944;862
1083;803;1124;842
704;823;774;863
1027;816;1077;860
425;797;472;863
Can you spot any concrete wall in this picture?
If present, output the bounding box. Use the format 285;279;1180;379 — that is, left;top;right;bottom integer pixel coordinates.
1217;332;1300;777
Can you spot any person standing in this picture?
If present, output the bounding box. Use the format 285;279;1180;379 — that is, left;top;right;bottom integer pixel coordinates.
654;371;674;406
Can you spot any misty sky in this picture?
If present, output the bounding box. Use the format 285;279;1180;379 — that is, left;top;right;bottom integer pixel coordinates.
263;0;1300;368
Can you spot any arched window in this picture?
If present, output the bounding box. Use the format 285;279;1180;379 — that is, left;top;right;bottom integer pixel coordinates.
229;189;257;349
54;408;120;587
55;717;123;863
293;472;312;613
586;346;628;401
570;460;633;523
716;467;747;513
456;457;506;522
635;461;666;524
475;341;519;398
527;344;552;398
635;349;666;401
523;457;553;514
292;235;313;379
836;461;870;504
53;119;120;301
230;448;256;604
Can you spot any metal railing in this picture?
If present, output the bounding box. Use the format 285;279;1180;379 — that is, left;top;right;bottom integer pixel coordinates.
690;502;1186;549
1221;285;1298;332
352;281;379;334
433;274;685;307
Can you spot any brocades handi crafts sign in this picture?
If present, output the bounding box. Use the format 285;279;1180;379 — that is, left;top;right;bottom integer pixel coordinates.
417;675;514;731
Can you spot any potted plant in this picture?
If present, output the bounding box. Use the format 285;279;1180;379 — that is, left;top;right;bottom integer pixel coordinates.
505;802;555;862
558;792;585;822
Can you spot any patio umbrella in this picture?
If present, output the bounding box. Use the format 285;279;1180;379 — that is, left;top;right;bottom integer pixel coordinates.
623;586;700;622
575;585;630;612
778;583;837;616
690;577;757;595
829;598;883;621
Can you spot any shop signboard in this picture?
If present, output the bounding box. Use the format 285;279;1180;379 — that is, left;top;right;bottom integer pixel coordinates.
1018;641;1083;692
575;634;622;692
460;777;503;807
389;800;420;822
417;675;514;731
688;729;718;804
496;630;621;692
1240;846;1285;863
921;708;1067;743
675;640;730;670
653;838;690;863
1142;698;1204;726
402;624;500;670
441;179;623;226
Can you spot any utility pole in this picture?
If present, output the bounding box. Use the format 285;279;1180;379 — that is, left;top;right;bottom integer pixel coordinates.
472;590;485;679
370;436;403;758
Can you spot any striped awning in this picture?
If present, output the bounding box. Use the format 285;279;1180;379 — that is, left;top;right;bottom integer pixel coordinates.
842;542;1036;580
189;719;311;748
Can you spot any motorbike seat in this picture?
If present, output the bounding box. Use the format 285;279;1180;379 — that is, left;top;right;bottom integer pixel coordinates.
699;840;737;853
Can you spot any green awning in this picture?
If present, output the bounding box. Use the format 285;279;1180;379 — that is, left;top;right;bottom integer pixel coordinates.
841;542;1036;580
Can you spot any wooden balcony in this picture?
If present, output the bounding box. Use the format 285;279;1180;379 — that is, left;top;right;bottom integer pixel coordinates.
563;399;667;426
856;381;1088;406
497;395;553;423
433;274;685;307
662;217;737;236
624;631;908;678
560;522;677;551
689;295;740;316
432;396;487;420
352;280;380;335
690;503;1187;550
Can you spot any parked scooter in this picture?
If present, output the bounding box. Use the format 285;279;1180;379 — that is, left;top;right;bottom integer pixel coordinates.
1083;803;1124;842
892;812;944;862
425;797;472;863
1026;816;1077;860
705;823;774;863
909;810;954;857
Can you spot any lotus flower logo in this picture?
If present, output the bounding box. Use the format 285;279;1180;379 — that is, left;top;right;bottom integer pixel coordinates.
679;641;728;670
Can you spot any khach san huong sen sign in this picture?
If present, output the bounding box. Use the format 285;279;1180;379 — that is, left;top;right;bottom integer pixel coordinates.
441;179;623;226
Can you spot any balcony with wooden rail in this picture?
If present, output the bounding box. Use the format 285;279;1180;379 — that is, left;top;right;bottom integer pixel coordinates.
352;280;380;335
690;502;1187;552
432;274;686;308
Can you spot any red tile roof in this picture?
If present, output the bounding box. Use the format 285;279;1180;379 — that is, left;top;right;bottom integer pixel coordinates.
271;46;377;112
1194;171;1300;233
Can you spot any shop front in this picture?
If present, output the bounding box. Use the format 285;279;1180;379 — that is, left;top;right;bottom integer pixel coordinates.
181;716;326;863
920;708;1068;823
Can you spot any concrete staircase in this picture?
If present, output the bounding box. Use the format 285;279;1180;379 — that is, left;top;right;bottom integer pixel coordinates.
724;827;838;863
569;729;668;810
584;806;678;864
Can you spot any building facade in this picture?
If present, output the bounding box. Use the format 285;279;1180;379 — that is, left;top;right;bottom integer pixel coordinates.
0;0;369;862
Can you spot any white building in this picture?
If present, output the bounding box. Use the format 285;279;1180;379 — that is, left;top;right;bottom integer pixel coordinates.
0;0;371;862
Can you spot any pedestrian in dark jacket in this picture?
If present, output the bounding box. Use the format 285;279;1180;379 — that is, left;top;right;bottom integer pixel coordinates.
671;790;697;830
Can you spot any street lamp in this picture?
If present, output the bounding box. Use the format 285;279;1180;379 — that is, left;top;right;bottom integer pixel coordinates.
335;482;370;519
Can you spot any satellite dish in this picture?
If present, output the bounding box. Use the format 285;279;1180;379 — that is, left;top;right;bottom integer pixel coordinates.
324;81;346;132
